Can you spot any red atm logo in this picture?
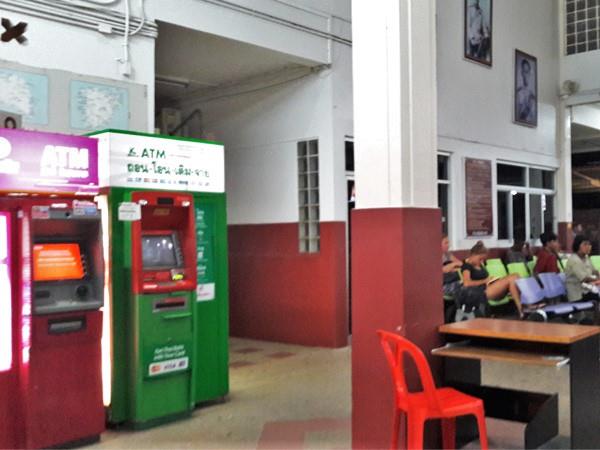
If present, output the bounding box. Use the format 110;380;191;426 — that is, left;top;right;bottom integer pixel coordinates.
1;18;27;45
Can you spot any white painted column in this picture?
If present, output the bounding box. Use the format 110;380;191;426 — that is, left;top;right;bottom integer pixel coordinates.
352;0;437;209
556;103;572;224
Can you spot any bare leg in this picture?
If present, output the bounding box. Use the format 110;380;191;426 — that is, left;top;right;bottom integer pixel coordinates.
486;274;523;317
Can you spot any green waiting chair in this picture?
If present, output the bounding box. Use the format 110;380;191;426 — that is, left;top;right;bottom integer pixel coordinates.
485;263;511;307
527;257;537;275
591;255;600;272
485;258;504;268
486;263;508;279
558;258;565;272
507;262;529;278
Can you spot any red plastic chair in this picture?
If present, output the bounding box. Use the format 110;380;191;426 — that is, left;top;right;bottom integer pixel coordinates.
377;330;489;450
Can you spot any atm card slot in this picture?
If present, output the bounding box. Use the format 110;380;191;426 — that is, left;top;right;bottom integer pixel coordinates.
157;197;174;205
48;317;86;334
153;298;187;312
35;290;51;299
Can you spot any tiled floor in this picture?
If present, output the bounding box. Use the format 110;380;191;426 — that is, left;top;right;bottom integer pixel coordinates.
88;337;569;449
90;338;351;449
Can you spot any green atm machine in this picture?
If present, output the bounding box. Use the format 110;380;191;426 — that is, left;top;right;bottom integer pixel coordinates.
92;130;229;427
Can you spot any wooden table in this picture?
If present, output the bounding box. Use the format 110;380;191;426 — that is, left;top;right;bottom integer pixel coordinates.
435;319;600;449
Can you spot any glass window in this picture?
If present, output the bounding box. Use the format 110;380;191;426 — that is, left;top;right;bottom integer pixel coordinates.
530;168;555;189
542;170;554;190
438;155;449;181
512;192;526;242
437;154;450;235
497;164;555;242
543;194;554;233
345;141;354;172
529;194;543;240
438;184;449;235
497;192;509;240
298;140;320;253
497;164;526;187
529;169;543;188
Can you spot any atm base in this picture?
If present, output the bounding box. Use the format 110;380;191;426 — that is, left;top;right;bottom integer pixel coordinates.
195;395;229;409
130;410;192;431
48;434;101;449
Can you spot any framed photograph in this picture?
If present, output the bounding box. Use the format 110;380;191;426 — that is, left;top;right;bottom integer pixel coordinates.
464;0;492;66
514;50;538;127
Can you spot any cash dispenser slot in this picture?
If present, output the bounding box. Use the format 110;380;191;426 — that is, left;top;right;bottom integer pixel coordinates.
153;297;187;312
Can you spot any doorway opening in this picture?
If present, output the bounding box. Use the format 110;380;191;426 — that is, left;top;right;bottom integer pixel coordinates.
571;102;600;254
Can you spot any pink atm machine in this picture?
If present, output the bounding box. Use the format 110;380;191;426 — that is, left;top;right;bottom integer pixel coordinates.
0;129;104;449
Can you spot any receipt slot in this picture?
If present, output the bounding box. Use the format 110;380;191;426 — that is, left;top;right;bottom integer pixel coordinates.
128;191;197;425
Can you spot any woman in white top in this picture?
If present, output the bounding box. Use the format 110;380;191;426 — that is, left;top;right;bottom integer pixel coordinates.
565;235;600;302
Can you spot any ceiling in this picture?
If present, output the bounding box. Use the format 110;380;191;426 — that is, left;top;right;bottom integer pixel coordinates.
155;22;311;106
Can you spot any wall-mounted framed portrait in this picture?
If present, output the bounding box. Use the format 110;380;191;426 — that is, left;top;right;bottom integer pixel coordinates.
514;49;538;127
464;0;492;66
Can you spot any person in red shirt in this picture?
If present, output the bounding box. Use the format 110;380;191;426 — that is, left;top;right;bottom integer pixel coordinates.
534;231;561;274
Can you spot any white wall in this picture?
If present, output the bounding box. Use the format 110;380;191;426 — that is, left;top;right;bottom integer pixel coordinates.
0;11;155;132
182;41;353;225
562;51;600;96
146;0;351;66
572;104;600;130
0;0;352;136
437;0;561;249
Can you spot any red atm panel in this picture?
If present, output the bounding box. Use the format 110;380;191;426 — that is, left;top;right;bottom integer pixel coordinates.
26;311;104;449
131;192;197;295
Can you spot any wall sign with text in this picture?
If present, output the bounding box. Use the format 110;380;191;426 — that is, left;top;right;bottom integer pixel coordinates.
94;131;225;193
0;128;98;194
465;158;493;237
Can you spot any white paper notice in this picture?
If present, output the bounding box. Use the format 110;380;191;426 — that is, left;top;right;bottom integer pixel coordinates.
197;283;215;302
118;202;141;221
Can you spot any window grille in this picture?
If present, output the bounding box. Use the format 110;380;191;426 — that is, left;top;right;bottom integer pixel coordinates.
298;140;320;253
566;0;600;55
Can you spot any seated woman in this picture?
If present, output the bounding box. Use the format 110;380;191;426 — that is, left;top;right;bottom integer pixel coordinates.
462;241;523;318
504;240;532;265
442;234;462;297
565;235;600;302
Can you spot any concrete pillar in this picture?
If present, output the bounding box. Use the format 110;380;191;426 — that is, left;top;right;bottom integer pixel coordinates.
351;0;442;448
556;103;573;251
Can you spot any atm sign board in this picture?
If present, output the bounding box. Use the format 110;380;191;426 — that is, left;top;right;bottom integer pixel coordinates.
0;129;98;194
94;131;224;193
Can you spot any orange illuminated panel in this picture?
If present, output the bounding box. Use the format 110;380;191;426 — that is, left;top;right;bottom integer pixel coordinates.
33;243;84;282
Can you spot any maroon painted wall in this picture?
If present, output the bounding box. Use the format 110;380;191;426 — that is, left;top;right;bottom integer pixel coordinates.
0;372;16;448
352;208;443;449
228;222;348;348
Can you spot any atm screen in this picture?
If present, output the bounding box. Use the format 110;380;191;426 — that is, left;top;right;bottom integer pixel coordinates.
33;243;85;282
142;234;180;269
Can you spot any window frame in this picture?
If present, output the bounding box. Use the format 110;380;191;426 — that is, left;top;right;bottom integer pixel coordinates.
496;162;556;245
297;139;320;254
437;152;451;237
